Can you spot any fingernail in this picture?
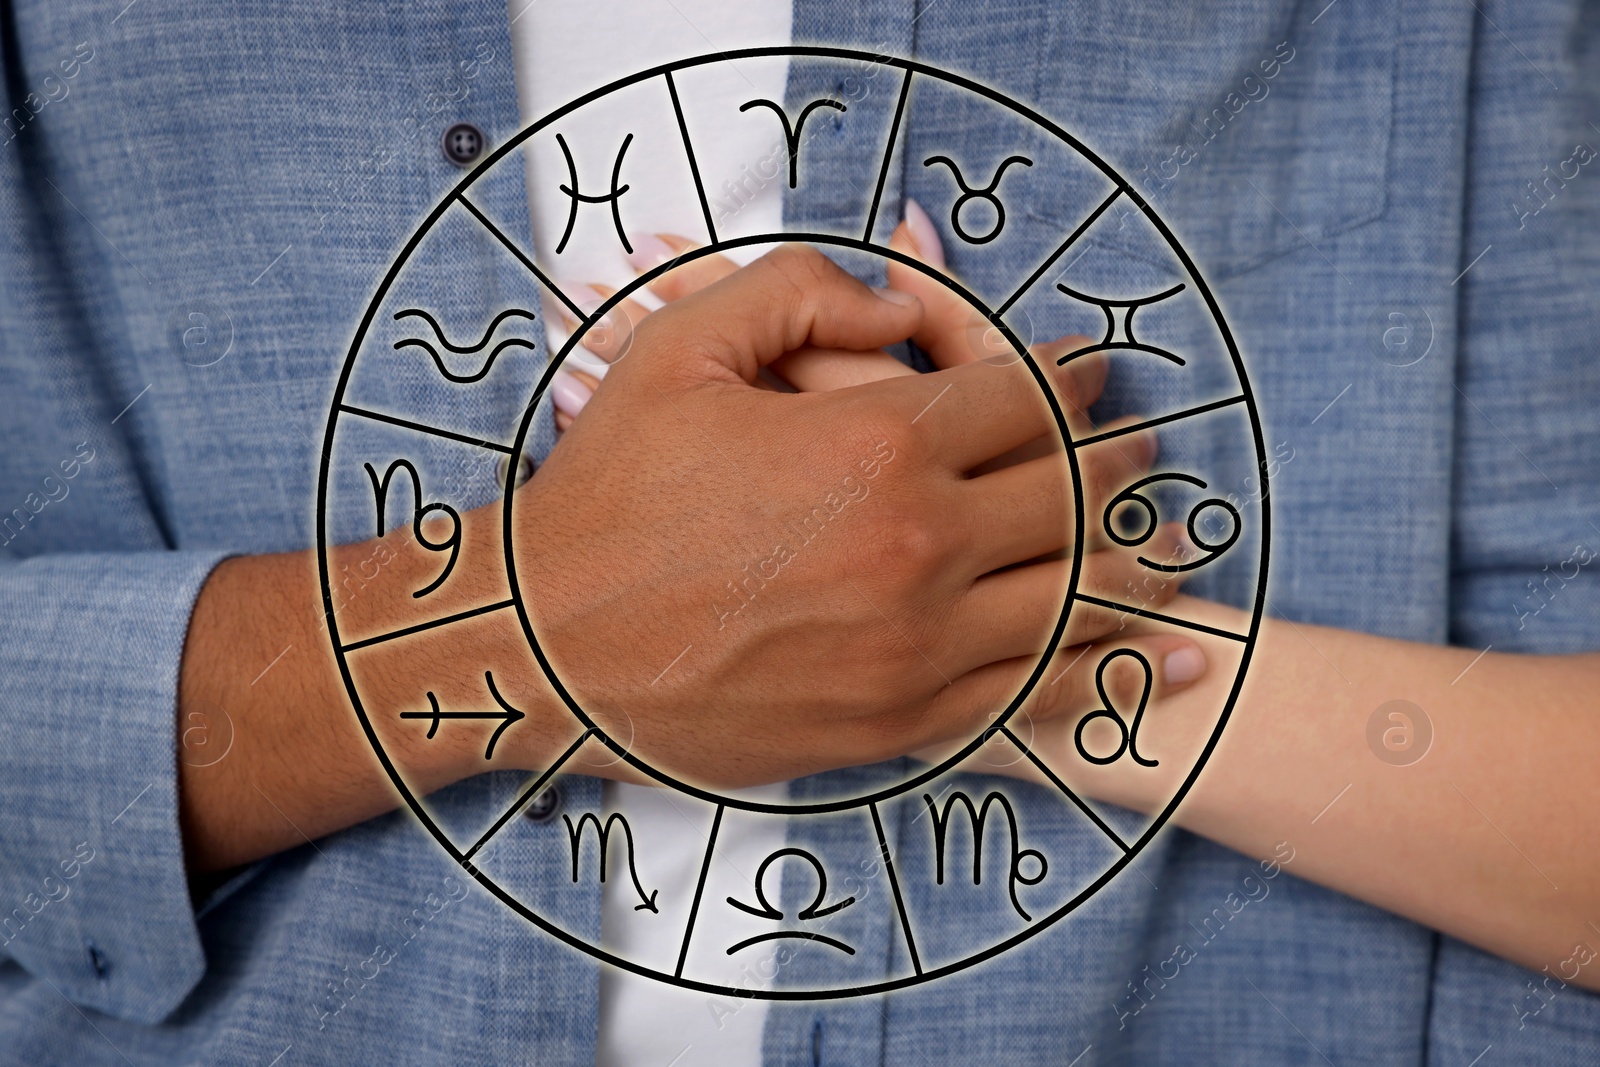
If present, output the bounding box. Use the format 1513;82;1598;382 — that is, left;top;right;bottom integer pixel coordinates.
567;348;611;379
873;286;919;307
904;199;946;268
550;368;592;417
1163;645;1207;686
557;281;603;320
626;233;674;273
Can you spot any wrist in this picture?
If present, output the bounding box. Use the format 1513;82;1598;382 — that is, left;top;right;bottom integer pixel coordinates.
332;499;575;790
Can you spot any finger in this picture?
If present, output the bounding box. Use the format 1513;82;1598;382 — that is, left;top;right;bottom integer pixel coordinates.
1073;425;1158;549
550;368;595;421
938;558;1064;675
1073;524;1191;621
889;202;1021;370
914;632;1209;750
874;338;1133;471
887;207;1051;374
914;655;1036;749
1029;636;1209;727
951;340;1106;471
633;234;740;303
1030;637;1208;775
944;529;1190;671
640;244;923;384
887;203;1111;444
887;206;1112;417
770;346;919;391
1035;338;1108;438
1047;337;1109;405
558;284;647;367
959;426;1155;567
886;205;982;367
956;453;1073;573
899;198;947;272
871;356;1057;471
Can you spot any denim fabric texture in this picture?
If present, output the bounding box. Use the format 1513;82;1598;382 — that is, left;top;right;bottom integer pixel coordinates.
0;0;1596;1063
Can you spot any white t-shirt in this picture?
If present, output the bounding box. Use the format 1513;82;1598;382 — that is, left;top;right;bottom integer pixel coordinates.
507;4;794;1065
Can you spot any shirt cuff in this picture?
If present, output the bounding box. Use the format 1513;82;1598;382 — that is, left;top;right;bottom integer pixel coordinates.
0;550;231;1023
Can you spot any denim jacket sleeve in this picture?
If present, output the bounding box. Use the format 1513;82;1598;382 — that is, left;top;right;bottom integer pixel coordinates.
0;552;230;1024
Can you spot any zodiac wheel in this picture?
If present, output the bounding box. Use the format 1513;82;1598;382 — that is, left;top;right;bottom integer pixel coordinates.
318;47;1270;999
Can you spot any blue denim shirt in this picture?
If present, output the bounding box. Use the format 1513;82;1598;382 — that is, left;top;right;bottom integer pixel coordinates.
1;1;1597;1064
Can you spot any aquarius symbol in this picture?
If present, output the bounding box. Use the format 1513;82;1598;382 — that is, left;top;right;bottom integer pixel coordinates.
922;790;1048;921
363;458;460;599
922;153;1033;244
1054;282;1187;366
391;308;537;384
725;848;856;955
555;132;633;255
564;811;660;913
1074;649;1160;768
399;671;525;761
738;97;846;188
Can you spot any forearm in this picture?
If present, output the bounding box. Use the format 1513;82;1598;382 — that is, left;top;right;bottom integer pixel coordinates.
1076;596;1600;988
175;506;558;873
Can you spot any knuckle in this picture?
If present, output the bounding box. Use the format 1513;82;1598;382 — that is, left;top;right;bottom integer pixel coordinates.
856;502;945;578
1087;450;1132;505
1030;671;1074;719
650;267;691;302
753;247;822;342
1051;344;1103;410
1053;365;1084;411
823;660;925;758
1067;595;1126;645
850;693;923;751
768;242;833;284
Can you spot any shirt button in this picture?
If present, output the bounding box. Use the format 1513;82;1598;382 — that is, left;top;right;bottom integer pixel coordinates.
442;122;486;167
523;785;562;823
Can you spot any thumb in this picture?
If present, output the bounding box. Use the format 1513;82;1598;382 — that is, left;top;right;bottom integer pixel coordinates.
636;244;923;386
887;200;998;368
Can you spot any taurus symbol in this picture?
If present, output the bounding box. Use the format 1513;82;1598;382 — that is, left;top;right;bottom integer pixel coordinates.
555;132;633;255
922;153;1033;244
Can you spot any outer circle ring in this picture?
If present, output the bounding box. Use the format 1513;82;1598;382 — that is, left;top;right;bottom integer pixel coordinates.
316;45;1271;1000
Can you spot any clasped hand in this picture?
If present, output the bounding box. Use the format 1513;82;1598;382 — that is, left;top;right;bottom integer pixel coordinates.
505;236;1208;792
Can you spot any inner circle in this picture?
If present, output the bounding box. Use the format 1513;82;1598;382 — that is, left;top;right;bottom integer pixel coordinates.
502;235;1084;814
